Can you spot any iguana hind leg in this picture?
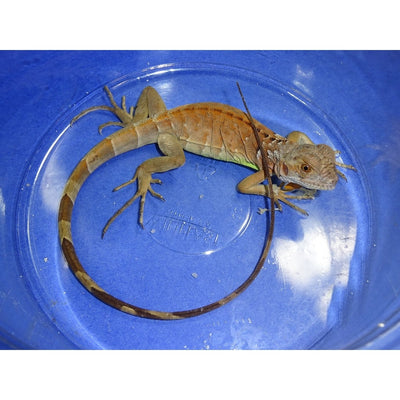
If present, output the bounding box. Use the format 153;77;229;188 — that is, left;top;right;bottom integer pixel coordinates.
102;132;185;235
132;86;167;122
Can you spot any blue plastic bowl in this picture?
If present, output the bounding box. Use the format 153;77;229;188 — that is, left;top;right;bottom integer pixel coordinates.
1;51;399;349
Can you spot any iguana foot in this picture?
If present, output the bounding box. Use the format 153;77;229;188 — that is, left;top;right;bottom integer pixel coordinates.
102;166;164;237
71;86;135;133
258;184;316;216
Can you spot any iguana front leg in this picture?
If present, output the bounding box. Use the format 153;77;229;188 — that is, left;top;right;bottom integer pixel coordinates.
102;88;185;236
237;170;314;215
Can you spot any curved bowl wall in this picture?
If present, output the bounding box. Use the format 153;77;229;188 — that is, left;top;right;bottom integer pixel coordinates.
1;51;399;349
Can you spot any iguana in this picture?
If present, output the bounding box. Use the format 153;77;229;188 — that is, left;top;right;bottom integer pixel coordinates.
58;85;355;319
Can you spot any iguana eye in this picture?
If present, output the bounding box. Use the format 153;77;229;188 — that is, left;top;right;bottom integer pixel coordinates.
301;163;312;172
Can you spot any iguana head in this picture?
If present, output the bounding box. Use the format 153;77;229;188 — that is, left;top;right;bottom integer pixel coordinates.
267;131;353;191
273;143;339;190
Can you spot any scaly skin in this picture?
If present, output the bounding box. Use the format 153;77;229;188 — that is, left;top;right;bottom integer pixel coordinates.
58;86;355;319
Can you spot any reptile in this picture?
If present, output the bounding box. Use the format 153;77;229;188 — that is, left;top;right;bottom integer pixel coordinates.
58;84;355;320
